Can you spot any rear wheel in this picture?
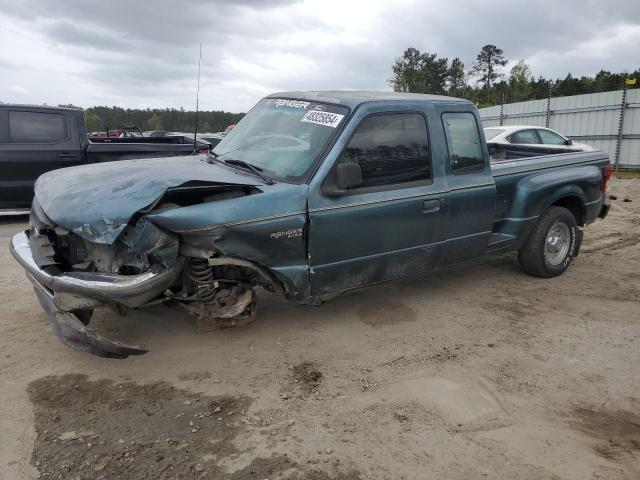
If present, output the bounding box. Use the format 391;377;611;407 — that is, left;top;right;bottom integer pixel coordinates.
518;206;578;278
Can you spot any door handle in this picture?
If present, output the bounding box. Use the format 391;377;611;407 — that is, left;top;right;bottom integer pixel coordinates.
58;153;79;158
422;199;442;213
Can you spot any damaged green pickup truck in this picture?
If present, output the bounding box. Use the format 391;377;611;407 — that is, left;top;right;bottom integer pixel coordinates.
10;92;611;358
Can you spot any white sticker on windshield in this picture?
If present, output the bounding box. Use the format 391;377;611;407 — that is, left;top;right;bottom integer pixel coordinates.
273;99;310;109
301;110;344;128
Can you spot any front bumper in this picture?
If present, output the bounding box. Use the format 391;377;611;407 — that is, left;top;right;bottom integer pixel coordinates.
27;273;148;358
10;230;184;358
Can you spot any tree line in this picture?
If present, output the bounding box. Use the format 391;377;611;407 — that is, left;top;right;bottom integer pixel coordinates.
390;45;639;107
13;45;638;128
60;106;245;134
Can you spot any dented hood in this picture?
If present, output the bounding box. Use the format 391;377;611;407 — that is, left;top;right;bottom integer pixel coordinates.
34;156;258;244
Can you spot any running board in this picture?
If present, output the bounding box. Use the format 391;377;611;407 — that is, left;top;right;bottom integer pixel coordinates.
487;233;516;252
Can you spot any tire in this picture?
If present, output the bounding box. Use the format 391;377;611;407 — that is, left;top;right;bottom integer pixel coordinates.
518;206;578;278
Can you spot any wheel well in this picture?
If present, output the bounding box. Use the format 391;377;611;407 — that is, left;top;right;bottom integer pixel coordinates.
207;256;287;296
552;196;585;226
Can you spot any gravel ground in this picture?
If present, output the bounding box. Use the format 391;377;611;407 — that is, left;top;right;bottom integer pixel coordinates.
0;178;639;480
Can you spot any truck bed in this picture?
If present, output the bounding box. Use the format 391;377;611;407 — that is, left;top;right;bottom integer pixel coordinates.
488;149;609;252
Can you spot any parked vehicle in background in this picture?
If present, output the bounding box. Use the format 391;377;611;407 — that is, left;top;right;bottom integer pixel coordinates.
0;105;205;211
118;128;143;138
143;130;170;137
168;132;214;148
198;133;224;147
10;91;610;358
484;125;595;152
89;125;143;140
199;124;238;147
88;129;121;140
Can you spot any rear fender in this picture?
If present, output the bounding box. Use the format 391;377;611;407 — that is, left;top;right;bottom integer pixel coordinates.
513;166;601;218
496;166;602;245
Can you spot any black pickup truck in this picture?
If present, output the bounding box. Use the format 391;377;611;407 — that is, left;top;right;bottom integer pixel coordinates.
0;104;204;212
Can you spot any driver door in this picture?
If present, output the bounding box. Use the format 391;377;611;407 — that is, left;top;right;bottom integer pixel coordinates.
307;104;449;296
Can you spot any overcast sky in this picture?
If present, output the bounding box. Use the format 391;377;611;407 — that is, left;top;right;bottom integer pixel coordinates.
0;0;638;112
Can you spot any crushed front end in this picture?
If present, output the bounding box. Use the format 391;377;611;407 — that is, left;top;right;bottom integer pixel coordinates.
10;200;184;357
9;152;308;358
11;195;277;358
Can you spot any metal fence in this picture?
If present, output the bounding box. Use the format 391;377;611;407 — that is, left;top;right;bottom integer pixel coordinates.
478;88;640;170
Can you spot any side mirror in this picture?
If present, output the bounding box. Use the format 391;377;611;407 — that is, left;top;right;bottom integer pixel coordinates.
565;138;573;146
336;162;362;190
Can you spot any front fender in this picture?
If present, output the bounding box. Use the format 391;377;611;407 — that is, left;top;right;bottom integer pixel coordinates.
177;214;311;302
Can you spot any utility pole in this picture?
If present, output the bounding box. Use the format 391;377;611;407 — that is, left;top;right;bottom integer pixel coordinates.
193;43;202;152
545;82;552;128
614;78;634;172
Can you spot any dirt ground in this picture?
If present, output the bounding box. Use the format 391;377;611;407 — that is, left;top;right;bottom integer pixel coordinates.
1;178;639;480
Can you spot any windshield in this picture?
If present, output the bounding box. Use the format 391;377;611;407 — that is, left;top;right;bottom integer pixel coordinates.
484;128;505;140
212;98;349;182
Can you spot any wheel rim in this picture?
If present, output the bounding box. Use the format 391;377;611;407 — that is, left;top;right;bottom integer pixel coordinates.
544;221;571;265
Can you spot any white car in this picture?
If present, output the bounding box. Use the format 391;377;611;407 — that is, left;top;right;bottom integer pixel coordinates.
484;126;594;152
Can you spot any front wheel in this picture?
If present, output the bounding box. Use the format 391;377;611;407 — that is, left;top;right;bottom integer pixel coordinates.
518;206;578;278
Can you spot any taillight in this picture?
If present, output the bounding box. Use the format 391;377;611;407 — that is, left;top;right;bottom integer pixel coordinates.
602;163;612;193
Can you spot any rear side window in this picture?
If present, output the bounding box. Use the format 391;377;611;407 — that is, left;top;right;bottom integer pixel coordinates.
537;129;566;145
509;129;538;144
9;111;67;143
484;128;505;140
442;112;484;173
338;113;431;187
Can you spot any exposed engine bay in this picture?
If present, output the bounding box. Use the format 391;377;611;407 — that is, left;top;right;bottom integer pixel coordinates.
16;181;285;359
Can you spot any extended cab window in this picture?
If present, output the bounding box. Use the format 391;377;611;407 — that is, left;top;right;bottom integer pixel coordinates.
442;112;484;173
9;111;67;143
338;113;430;187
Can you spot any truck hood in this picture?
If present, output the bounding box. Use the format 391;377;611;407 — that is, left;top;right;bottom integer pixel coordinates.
34;155;260;244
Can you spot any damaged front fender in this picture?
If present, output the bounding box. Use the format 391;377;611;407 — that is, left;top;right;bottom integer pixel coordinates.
34;156;259;244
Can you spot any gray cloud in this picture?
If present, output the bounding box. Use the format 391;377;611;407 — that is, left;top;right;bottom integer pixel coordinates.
0;0;638;111
43;20;131;52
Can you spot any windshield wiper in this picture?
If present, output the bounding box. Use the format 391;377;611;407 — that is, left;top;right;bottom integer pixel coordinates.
206;152;275;185
206;151;222;164
223;159;275;185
